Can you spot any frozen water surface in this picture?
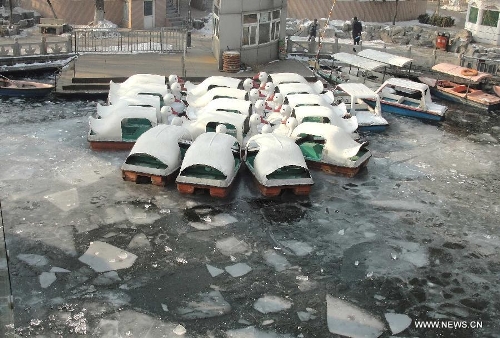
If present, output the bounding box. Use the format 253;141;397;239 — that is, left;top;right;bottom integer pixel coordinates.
225;262;252;277
1;94;499;336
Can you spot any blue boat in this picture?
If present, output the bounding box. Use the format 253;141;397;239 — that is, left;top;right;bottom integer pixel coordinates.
0;76;54;98
365;78;447;122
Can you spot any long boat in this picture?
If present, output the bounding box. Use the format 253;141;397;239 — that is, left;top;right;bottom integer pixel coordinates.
418;63;500;112
0;75;54;98
365;78;447;121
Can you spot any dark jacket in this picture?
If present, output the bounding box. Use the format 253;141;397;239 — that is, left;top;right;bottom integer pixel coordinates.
309;22;318;36
352;20;362;38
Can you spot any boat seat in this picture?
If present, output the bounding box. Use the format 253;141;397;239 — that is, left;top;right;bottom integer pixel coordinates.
453;85;468;93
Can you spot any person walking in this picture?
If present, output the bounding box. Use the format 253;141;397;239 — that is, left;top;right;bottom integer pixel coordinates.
352;16;362;52
308;19;319;42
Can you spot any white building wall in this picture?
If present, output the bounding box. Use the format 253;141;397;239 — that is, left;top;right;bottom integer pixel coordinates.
465;0;500;46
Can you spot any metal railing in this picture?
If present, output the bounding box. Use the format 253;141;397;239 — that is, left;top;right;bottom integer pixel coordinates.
72;27;187;54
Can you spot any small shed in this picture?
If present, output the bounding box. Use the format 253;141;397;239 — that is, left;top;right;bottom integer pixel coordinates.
465;0;500;46
211;0;287;70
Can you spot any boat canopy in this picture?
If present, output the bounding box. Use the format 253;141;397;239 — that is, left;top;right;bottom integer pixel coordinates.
431;63;492;83
277;81;324;96
124;125;191;172
269;73;308;85
292;123;366;166
333;52;386;71
335;83;382;116
184;76;242;96
286;93;333;108
377;78;438;113
357;49;413;67
180;132;239;178
245;133;309;180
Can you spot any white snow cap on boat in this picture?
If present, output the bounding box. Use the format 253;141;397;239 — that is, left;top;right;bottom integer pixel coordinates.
108;82;169;105
245;133;312;186
184;76;242;96
285;93;334;108
178;132;239;185
277;81;324;96
120;74;166;87
187;98;252;117
186;87;248;107
292;122;369;167
269;72;309;85
88;106;158;141
121;125;192;176
293;105;358;134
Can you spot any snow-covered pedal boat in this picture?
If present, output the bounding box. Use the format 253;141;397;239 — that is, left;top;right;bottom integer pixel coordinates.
121;124;192;186
293;105;358;136
244;133;314;197
292;123;371;177
88;106;158;150
176;130;241;198
184;110;248;144
333;83;388;133
276;81;325;96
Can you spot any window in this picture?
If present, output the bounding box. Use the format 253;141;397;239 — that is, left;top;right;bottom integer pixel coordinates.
242;10;281;47
481;8;499;27
144;0;153;16
468;6;478;24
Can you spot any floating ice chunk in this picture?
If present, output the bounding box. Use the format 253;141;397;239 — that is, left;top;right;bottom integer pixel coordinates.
44;187;79;211
103;206;128;224
124;205;161;225
253;296;292;314
216;237;250;256
79;241;137;272
262;319;274;325
225;263;252;277
206;264;225;277
127;233;152;251
93;271;122;285
17;254;48;267
384;313;412;335
338;229;345;235
226;326;294;337
280;240;313;256
390;252;397;260
364;232;376;238
297;311;316;322
162;303;169;312
173;324;186;335
177;290;231;319
263;250;291;272
190;213;238;230
39;272;56;288
50;267;70;273
326;295;384;338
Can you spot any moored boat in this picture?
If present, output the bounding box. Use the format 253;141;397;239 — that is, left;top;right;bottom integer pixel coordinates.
176;128;242;198
333;83;388;133
366;78;447;121
244;133;314;196
292;122;371;177
0;75;54;98
418;63;500;112
121;124;192;186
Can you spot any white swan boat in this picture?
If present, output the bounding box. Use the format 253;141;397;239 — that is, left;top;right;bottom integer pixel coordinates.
293;105;359;136
333;83;388;133
186;98;252;118
244;133;314;196
176;129;241;198
292;122;371;177
285;93;335;107
88;106;158;150
277;82;325;96
121;124;192;186
186;87;248;107
184;76;253;97
183;110;248;144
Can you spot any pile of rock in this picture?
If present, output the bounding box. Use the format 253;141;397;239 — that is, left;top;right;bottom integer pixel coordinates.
287;18;500;61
